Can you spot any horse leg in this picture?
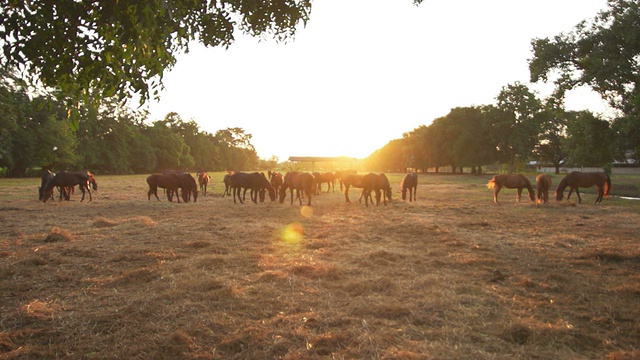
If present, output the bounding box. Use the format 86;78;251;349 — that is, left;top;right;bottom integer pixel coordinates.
376;189;383;206
493;187;500;204
595;186;603;203
344;185;351;203
516;188;522;202
575;188;582;203
79;186;86;202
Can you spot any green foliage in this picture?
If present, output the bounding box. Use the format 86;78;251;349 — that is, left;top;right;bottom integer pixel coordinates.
0;0;311;106
529;0;640;157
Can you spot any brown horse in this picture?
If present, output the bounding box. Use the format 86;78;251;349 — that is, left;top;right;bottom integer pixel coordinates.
341;173;365;203
42;171;97;203
321;172;336;193
335;169;357;192
268;171;283;198
279;172;315;206
147;173;182;202
486;174;535;204
400;172;418;202
229;172;275;204
197;171;210;196
222;173;233;197
535;173;552;205
555;171;611;204
360;173;392;207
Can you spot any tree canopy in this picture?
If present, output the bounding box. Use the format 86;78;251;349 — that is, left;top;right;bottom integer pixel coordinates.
0;0;311;105
529;0;640;116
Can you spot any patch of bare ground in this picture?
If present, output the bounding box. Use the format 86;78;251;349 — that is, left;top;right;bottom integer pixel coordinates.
1;173;639;359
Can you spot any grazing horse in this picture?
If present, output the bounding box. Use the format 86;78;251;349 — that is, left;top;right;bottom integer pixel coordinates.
42;171;97;203
177;172;198;203
535;173;552;205
197;171;210;196
229;172;276;204
341;173;365;203
279;172;316;206
360;173;392;207
555;171;611;204
335;169;357;192
38;170;55;201
147;173;182;202
268;171;283;198
401;172;418;202
486;174;535;204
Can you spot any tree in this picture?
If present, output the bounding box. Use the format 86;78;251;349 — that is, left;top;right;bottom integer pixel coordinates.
529;0;640;158
564;111;614;167
491;83;542;173
534;96;570;174
1;0;312;106
445;106;496;174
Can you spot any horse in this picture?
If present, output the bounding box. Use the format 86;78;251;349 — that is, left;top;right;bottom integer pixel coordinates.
360;173;392;207
147;173;182;202
341;173;365;203
335;169;357;192
555;171;611;204
197;171;210;196
222;173;233;197
176;172;198;203
38;170;55;201
229;172;275;204
279;172;315;206
321;172;336;193
535;173;552;205
486;174;535;204
400;172;418;202
268;171;283;198
42;171;97;203
312;172;324;195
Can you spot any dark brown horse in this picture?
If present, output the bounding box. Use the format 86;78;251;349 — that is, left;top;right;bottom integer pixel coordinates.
38;169;55;201
176;172;198;202
321;172;336;193
268;171;283;199
197;171;210;196
400;172;418;202
486;174;534;204
147;173;182;202
42;171;97;203
535;173;552;205
279;172;315;206
555;171;611;204
360;173;392;207
222;173;233;197
229;172;276;204
335;169;357;192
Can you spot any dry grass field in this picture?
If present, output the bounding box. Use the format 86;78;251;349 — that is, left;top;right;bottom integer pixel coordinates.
1;172;639;359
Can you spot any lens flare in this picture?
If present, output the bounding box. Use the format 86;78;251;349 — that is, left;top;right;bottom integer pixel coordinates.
281;222;304;244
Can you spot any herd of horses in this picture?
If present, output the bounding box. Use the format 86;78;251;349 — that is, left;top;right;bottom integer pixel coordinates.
487;171;612;205
37;168;612;206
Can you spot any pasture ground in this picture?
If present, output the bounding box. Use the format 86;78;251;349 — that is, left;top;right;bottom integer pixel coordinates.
1;172;639;359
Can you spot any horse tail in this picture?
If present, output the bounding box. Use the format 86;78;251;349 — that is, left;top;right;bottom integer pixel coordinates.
604;173;611;197
486;177;496;189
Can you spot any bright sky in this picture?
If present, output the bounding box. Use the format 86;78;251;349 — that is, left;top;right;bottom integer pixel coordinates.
144;0;611;161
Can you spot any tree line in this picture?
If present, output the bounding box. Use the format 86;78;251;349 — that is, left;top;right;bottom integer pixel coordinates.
0;71;272;177
364;82;624;174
